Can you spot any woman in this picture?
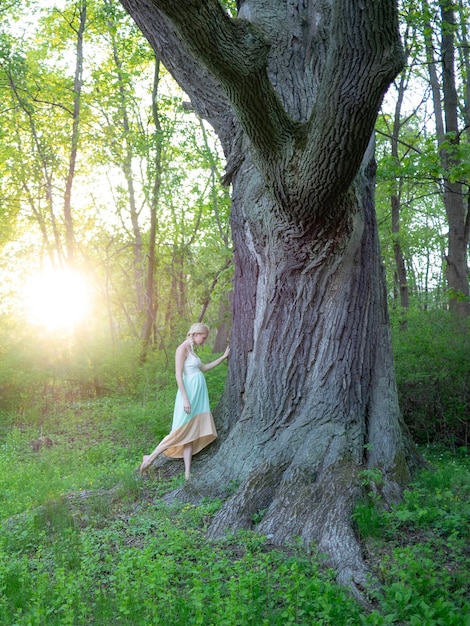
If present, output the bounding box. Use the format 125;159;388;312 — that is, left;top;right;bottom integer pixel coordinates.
139;323;230;479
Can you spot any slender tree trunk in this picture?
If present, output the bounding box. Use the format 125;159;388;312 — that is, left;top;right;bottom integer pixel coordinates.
63;0;86;264
7;74;64;264
440;1;469;315
459;0;470;161
390;69;410;328
141;57;163;359
424;0;470;315
196;115;233;338
198;259;231;323
106;0;146;311
103;241;118;342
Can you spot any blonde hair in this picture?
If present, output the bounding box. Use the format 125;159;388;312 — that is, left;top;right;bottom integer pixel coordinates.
187;323;209;349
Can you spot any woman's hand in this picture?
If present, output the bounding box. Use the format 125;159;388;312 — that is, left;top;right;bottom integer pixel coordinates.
200;345;230;373
184;402;191;414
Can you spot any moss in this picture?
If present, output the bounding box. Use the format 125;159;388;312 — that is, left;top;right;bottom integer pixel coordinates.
389;446;426;487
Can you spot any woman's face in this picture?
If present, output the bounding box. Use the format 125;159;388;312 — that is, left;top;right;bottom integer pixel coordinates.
193;332;208;346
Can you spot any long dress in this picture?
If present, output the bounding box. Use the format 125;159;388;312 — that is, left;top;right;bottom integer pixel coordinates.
152;350;218;459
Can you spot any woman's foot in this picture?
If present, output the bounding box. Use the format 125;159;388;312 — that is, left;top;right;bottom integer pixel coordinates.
139;455;151;474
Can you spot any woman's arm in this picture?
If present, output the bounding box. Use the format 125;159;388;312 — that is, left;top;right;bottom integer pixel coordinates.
175;341;190;411
200;345;230;373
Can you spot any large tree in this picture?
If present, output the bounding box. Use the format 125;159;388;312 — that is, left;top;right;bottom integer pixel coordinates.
120;0;420;597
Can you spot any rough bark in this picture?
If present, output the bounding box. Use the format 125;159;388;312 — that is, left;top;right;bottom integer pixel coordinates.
120;0;421;600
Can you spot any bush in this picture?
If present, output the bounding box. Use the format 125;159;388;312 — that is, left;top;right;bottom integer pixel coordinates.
392;310;470;447
0;321;173;423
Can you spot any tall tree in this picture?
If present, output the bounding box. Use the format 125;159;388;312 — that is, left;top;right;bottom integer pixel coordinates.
141;55;163;358
1;0;90;267
375;6;444;315
98;0;148;313
378;18;418;326
63;0;87;263
86;0;230;344
422;0;470;316
120;0;420;597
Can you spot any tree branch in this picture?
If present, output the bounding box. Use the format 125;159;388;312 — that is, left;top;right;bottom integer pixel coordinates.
145;0;296;155
120;0;235;148
299;0;404;210
122;0;404;224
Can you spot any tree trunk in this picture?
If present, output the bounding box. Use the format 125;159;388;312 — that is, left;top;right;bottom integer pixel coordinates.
212;294;232;353
6;73;64;265
141;56;163;359
63;0;86;264
391;70;410;328
109;25;146;312
120;0;421;598
202;139;418;593
424;0;470;316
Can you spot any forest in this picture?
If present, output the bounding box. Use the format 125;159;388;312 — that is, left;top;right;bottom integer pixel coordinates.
0;0;469;624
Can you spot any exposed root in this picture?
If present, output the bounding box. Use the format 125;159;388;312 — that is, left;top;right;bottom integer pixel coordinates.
194;457;384;606
206;460;287;537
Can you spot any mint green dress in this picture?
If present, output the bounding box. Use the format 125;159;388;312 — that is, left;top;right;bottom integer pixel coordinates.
154;350;218;459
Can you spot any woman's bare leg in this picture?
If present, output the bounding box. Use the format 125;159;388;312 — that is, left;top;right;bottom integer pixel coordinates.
139;443;164;474
183;442;193;480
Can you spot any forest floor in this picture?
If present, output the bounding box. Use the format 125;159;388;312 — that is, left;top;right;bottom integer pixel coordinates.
0;395;469;625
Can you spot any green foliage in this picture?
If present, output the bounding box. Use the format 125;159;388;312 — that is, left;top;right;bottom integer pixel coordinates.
1;385;469;625
0;501;367;625
391;448;470;535
0;391;366;625
375;0;470;313
375;112;449;310
0;320;152;414
0;0;232;358
353;449;470;625
392;310;470;446
352;502;385;539
359;468;384;489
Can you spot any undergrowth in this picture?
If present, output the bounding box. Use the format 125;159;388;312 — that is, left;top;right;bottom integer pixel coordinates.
0;396;469;625
354;447;470;625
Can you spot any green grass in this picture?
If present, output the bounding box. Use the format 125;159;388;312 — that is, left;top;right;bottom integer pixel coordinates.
354;447;470;625
1;396;469;625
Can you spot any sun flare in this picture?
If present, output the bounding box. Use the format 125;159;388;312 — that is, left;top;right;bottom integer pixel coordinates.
22;268;91;332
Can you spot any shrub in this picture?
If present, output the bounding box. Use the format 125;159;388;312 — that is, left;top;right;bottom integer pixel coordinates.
392;310;470;447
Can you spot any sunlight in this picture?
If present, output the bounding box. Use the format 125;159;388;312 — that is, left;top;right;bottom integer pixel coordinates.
22;268;91;332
